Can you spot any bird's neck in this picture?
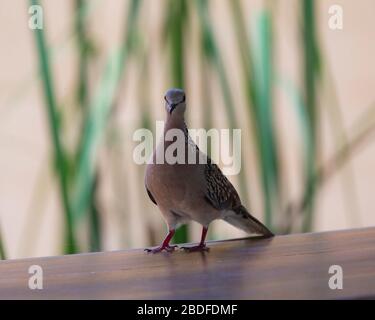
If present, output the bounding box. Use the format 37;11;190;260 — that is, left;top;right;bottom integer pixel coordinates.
163;114;191;150
165;114;188;135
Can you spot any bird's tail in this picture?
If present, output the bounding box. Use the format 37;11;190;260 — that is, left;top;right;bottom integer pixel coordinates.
222;205;274;237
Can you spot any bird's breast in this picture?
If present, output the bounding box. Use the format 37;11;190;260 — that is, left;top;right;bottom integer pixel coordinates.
146;162;206;207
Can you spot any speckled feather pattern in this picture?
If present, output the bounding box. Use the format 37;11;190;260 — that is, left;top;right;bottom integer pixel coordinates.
145;89;274;238
181;122;240;211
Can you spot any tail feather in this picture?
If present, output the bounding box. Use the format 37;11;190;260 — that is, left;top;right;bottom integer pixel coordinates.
223;205;274;237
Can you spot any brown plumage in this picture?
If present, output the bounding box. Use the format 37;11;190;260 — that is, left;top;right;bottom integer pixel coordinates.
145;88;273;253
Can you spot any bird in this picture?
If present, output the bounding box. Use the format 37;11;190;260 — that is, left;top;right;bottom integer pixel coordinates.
144;88;274;253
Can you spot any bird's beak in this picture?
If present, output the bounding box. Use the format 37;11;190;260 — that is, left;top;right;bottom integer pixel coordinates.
168;102;178;114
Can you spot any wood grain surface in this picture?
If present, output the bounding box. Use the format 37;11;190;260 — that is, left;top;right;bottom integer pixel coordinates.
1;227;375;299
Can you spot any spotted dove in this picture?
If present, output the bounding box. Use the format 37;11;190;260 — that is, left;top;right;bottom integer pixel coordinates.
145;88;274;253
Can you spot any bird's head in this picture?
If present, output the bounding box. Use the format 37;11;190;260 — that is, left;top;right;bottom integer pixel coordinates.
164;88;186;116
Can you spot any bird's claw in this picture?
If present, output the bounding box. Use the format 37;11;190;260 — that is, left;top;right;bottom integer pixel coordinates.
144;244;178;254
181;244;209;252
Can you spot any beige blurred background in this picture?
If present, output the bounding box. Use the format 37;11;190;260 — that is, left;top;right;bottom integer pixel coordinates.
1;0;375;259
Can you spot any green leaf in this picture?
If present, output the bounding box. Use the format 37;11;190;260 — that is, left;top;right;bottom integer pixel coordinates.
0;226;6;260
301;0;320;231
248;10;279;230
30;0;77;253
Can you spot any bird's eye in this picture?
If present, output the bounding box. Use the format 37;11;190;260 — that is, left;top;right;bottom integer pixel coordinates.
164;95;167;102
181;95;186;103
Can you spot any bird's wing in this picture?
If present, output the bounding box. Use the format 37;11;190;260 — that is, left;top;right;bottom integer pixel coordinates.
186;127;241;210
204;160;274;236
204;159;241;210
146;186;157;205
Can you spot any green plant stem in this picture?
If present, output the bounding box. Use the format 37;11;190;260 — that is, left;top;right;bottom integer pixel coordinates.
247;9;279;230
88;173;101;251
72;0;142;223
74;0;102;252
0;226;6;260
301;0;320;232
75;0;90;112
30;0;77;253
164;0;188;89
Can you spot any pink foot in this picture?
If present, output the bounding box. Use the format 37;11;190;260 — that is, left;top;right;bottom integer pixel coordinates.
145;244;178;254
181;244;209;252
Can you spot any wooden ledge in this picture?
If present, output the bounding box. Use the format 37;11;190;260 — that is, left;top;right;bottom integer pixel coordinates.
1;227;375;299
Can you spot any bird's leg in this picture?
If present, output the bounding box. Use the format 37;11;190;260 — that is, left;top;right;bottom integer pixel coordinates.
181;226;209;252
145;229;178;253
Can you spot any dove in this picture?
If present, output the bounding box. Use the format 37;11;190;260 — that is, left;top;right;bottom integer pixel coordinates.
145;88;273;253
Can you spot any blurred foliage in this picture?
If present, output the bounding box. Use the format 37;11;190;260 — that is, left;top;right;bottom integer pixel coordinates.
249;10;280;230
15;0;373;259
0;226;6;260
30;0;142;253
31;0;77;252
301;0;320;232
